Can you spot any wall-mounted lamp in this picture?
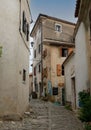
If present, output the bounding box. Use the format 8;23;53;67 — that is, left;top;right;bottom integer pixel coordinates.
30;19;33;24
31;64;33;67
31;42;34;47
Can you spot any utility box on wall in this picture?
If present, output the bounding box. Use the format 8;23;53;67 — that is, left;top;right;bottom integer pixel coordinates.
53;87;58;95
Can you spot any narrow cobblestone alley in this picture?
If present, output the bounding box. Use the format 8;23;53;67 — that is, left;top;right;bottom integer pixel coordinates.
0;99;84;130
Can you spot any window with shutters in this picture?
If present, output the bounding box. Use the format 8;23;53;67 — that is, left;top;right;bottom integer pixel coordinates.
22;11;26;34
26;23;29;41
22;11;30;42
56;64;61;76
62;65;64;75
62;48;68;57
34;67;36;76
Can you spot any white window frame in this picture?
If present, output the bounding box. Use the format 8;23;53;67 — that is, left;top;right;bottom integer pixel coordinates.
55;24;62;33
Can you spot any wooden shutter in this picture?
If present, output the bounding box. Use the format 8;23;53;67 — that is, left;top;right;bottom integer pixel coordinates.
68;48;73;54
43;67;48;78
57;64;61;76
34;67;36;76
22;11;27;34
22;11;25;32
26;23;29;41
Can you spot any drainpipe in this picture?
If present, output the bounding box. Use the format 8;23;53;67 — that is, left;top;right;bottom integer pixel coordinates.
41;20;43;96
19;0;21;31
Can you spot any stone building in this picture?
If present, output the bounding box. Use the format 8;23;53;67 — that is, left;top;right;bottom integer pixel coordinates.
0;0;31;119
63;0;91;110
74;0;91;96
63;51;76;110
30;14;75;102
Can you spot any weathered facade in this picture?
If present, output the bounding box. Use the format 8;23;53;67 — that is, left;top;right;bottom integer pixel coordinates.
0;0;31;119
74;0;91;107
63;0;91;110
31;14;75;102
63;51;76;110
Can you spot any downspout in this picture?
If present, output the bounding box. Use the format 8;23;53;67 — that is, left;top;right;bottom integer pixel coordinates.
19;0;21;32
41;20;43;96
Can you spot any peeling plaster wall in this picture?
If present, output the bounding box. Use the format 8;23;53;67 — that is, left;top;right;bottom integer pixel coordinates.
0;0;30;118
75;22;88;107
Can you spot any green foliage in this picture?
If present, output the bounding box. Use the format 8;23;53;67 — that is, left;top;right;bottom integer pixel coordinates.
85;123;91;130
65;104;72;111
0;46;2;57
78;91;91;122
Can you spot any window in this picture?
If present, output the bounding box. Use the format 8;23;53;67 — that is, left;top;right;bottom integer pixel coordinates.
39;64;41;73
26;23;29;41
22;11;26;34
34;67;36;76
22;11;29;42
34;50;36;58
23;69;26;82
55;24;62;32
62;48;68;57
62;65;64;75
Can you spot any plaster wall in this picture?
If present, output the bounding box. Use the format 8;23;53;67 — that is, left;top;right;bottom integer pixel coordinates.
0;0;30;118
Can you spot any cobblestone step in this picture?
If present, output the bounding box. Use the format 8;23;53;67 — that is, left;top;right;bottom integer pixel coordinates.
0;99;84;130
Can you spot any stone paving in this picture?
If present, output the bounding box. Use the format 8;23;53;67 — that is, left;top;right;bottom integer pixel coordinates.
0;99;84;130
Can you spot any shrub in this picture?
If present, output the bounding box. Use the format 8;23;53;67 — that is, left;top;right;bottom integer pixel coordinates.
78;91;91;122
65;104;72;111
85;123;91;130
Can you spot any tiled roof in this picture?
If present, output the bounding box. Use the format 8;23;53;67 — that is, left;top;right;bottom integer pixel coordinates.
75;0;81;17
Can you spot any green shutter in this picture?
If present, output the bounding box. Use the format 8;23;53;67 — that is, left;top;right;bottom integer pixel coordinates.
0;46;2;57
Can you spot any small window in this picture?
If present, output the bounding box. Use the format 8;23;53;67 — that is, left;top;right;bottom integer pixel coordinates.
62;65;64;75
22;11;29;42
55;24;62;32
23;69;26;82
62;48;68;57
22;11;26;34
39;64;41;73
26;23;29;41
34;67;36;76
34;50;36;58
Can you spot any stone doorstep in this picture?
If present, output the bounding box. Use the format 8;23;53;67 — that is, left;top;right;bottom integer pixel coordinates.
0;105;34;121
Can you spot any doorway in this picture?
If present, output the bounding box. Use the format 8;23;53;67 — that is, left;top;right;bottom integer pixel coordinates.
71;77;76;110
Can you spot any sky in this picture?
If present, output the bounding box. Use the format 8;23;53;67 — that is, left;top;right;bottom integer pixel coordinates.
29;0;77;73
30;0;77;23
